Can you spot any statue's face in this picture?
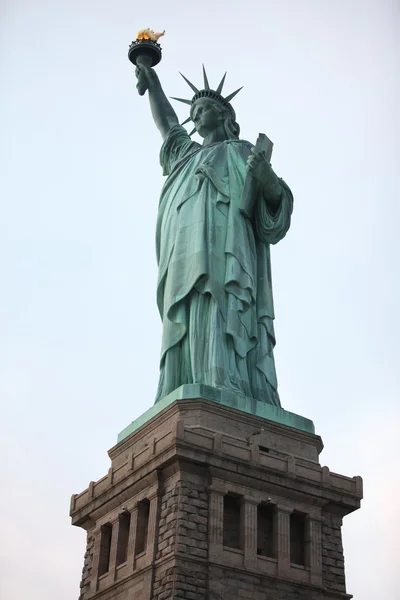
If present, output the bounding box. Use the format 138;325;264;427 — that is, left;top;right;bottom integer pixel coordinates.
191;99;223;138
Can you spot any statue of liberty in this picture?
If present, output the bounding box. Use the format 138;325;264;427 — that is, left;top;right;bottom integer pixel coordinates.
135;61;293;407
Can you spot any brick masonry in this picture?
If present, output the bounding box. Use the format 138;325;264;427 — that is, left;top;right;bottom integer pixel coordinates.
70;399;362;600
322;513;346;593
153;474;209;600
79;532;94;597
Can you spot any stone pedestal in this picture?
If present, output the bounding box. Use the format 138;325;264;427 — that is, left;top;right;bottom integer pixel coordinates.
70;392;362;600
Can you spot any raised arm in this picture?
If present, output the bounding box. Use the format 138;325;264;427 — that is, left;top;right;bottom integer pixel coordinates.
135;62;179;140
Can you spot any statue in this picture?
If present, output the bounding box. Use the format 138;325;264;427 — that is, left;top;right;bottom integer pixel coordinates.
129;34;293;407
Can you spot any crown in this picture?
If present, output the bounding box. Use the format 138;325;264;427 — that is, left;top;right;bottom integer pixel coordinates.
171;66;243;136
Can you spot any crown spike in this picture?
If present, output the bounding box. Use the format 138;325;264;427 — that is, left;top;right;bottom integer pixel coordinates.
188;127;197;137
181;116;192;126
179;72;199;94
202;65;210;90
224;86;243;103
216;72;227;95
170;96;192;105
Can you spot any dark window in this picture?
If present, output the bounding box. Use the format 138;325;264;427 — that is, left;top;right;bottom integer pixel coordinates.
259;446;270;453
116;512;131;566
135;499;150;555
290;512;306;565
98;523;112;576
223;494;242;549
257;503;276;558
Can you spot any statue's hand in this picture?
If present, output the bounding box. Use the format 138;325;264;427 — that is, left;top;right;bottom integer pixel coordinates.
246;148;273;186
135;62;157;96
246;147;281;202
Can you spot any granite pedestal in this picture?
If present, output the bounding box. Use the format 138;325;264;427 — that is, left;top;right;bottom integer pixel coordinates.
70;390;362;600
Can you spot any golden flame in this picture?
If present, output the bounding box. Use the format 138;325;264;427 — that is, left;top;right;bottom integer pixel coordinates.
136;28;165;42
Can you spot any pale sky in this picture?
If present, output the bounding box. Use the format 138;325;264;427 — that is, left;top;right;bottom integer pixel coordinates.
1;1;399;599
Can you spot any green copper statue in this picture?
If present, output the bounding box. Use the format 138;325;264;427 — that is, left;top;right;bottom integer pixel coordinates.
134;60;293;407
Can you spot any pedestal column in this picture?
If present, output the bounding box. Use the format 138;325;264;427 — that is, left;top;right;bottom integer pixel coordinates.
90;526;102;593
146;493;160;560
106;518;120;586
243;497;258;569
126;504;139;572
307;516;323;585
209;487;224;560
276;506;292;577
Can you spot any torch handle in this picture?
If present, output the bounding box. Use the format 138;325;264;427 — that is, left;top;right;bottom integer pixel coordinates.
136;55;153;67
136;55;153;96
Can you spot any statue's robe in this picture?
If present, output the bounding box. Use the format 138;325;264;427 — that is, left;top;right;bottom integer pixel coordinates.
155;125;293;405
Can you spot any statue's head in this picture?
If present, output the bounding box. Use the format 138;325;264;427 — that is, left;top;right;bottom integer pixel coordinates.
172;67;242;140
190;98;240;140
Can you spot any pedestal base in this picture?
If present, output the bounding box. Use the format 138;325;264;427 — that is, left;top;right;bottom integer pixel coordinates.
71;396;362;600
117;384;315;443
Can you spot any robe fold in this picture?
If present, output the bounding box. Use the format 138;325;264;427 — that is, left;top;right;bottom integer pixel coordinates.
155;125;293;405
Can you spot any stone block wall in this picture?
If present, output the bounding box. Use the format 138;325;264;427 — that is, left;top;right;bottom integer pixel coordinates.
153;471;209;600
153;563;208;600
322;513;346;593
79;531;94;599
208;566;322;600
156;479;208;561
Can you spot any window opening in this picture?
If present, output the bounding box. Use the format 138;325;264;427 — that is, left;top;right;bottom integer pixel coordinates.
290;512;306;565
257;503;276;558
135;499;150;555
116;511;131;566
223;494;242;550
98;523;112;576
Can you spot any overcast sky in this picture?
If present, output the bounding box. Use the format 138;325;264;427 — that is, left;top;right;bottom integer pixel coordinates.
1;1;399;599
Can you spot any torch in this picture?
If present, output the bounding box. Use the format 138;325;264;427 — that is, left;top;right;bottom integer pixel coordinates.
128;29;165;95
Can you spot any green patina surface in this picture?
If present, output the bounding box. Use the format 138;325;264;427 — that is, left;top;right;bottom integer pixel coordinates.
136;63;293;410
127;64;306;432
117;384;315;443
